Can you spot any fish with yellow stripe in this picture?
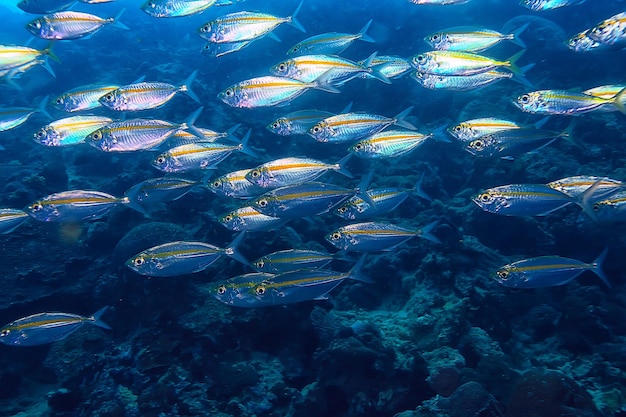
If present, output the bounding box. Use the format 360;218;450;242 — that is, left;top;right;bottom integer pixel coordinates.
349;129;433;159
142;0;217;18
18;0;114;14
206;168;266;199
0;96;51;132
245;155;353;188
411;50;525;76
33;115;114;147
587;11;626;46
0;209;30;234
286;20;374;56
515;88;626;115
251;249;352;274
0;43;59;75
53;83;120;112
448;117;525;143
198;1;305;43
424;25;527;52
0;306;111;346
26;10;129;40
218;206;286;232
472;184;574;216
493;248;609;289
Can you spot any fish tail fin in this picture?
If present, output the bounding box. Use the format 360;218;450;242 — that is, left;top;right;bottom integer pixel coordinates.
559;120;584;149
412;172;432;202
591;247;611;287
89;306;112;330
347;254;374;283
180;69;200;103
418;220;441;244
238;129;259;158
334;153;354;178
41;57;57;78
361;51;391;84
576;179;605;221
511;63;536;88
42;42;60;64
225;231;250;266
356;169;376;208
313;70;342;94
611;86;626;114
121;195;149;216
504;49;526;76
5;71;22;90
37;95;53;120
509;23;528;49
221;123;243;143
184;106;205;139
288;1;306;33
431;124;451;143
111;8;130;30
357;19;375;43
393;106;416;130
339;101;353;114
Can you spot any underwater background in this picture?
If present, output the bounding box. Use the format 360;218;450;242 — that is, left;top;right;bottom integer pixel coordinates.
1;0;626;416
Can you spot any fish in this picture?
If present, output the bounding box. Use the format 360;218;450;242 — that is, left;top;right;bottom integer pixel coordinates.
546;176;623;199
519;0;585;11
582;85;626;112
267;109;336;136
514;89;626;115
447;118;524;143
152;130;254;173
411;50;524;76
286;20;374;56
349;129;432;159
251;249;350;274
142;0;217;18
0;58;55;85
334;175;431;221
218;74;339;108
247;181;365;219
361;55;413;79
587;12;626;46
218;206;286;232
169;123;241;145
245;155;353;188
198;2;305;43
566;30;606;53
326;220;441;252
210;255;371;308
87;108;202;152
0;44;59;73
472;184;574;216
206;169;266;199
26;10;129;40
0;209;30;234
0;307;111;347
411;69;517;91
463;127;570;158
99;70;199;111
494;249;609;289
584;189;626;222
126;233;248;277
307;107;415;143
24;190;138;222
0;96;51;132
270;53;390;85
424;25;527;52
33;115;114;147
53;83;120;112
17;0;115;14
123;177;201;211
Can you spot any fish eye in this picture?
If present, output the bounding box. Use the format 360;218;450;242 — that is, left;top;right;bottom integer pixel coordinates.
254;260;264;269
331;232;341;240
454;126;462;132
278;63;286;71
55;98;62;104
224;214;233;222
272;122;279;129
0;329;9;337
312;125;321;133
30;202;43;212
91;132;101;140
104;93;114;102
250;170;260;178
416;54;425;63
337;206;347;213
255;285;266;295
593;203;601;212
202;24;211;32
520;94;530;104
133;257;145;267
258;199;268;207
470;140;483;150
156;156;166;164
148;1;155;7
496;270;509;280
35;130;45;138
224;89;233;97
431;34;440;41
354;143;363;151
479;193;491;202
217;285;226;295
212;180;221;188
291;46;299;52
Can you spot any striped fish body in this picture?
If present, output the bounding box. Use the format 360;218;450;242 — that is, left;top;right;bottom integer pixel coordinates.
547;176;623;199
588;12;626;46
25;190;125;222
271;54;372;84
334;187;411;220
0;209;30;234
448;118;522;142
246;157;341;188
100;82;184;111
515;90;613;115
425;28;516;52
589;189;626;222
411;51;508;76
0;107;40;131
0;45;46;72
464;127;565;158
0;59;45;78
87;119;184;152
219;206;285;232
252;249;334;273
326;221;420;252
267;110;335;136
142;0;217;18
250;182;355;218
567;30;604;53
494;255;601;288
308;112;398;143
126;241;228;277
199;11;291;43
34;116;113;147
583;85;626;112
26;11;117;40
207;169;265;199
53;84;119;112
219;76;314;108
412;69;511;91
520;0;585;10
472;184;573;216
124;177;199;207
18;0;76;13
0;307;110;346
350;129;431;159
287;32;365;56
365;55;412;79
152;143;241;173
171;127;228;143
209;273;277;308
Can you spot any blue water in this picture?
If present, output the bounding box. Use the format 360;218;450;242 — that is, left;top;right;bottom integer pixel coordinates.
1;1;626;416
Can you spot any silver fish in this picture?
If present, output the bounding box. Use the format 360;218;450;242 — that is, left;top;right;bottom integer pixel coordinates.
33;115;113;147
326;221;440;252
24;190;132;222
0;209;30;234
142;0;217;18
218;206;286;232
206;169;265;199
472;184;573;216
286;20;374;56
26;10;129;40
245;155;353;188
0;96;51;131
520;0;585;11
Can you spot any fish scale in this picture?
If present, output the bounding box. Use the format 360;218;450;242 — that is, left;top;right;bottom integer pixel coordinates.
87;119;186;152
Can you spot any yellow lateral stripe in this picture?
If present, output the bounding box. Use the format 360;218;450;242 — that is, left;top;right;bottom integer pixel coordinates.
13;318;82;330
511;263;586;272
266;162;328;172
40;197;119;205
271;189;349;201
265;274;344;288
345;228;415;236
328;117;387;127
